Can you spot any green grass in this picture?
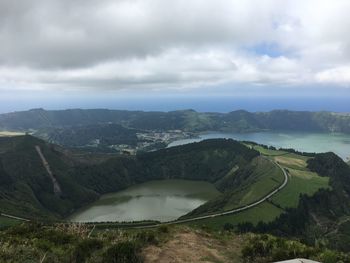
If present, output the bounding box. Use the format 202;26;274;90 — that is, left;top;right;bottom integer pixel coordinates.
0;216;22;228
186;146;331;230
186;156;285;217
271;168;330;208
251;145;288;156
223;158;284;210
187;202;283;230
273;154;310;171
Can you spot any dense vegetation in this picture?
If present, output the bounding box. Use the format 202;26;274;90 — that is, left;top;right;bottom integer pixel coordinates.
0;136;98;219
238;152;350;252
1;108;350;133
183;156;284;217
0;132;349;261
0;136;258;219
71;139;259;195
36;124;139;147
0;222;164;263
0;222;348;263
241;233;349;263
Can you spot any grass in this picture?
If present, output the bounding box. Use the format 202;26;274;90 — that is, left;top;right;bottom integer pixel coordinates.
186;202;283;230
0;216;22;229
186;145;331;230
223;157;284;210
268;149;330;209
273;154;310;170
271;168;330;208
186;156;285;218
251;145;288;156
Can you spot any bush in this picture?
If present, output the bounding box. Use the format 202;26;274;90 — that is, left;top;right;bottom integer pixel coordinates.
136;231;157;245
158;225;169;234
241;234;349;263
223;223;234;231
102;241;142;263
74;238;103;263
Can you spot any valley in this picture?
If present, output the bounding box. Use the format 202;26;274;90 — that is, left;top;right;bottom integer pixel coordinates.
1;109;350;261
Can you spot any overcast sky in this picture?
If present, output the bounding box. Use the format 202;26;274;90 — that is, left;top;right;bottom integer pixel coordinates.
1;0;350;111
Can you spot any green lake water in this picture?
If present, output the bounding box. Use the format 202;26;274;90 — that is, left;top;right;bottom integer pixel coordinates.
70;131;350;223
69;179;220;223
168;131;350;160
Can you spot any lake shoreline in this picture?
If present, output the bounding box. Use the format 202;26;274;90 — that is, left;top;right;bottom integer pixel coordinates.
68;179;220;223
168;131;350;160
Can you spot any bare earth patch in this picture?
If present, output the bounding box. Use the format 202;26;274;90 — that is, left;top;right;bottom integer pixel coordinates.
274;156;307;168
0;131;25;137
142;227;242;263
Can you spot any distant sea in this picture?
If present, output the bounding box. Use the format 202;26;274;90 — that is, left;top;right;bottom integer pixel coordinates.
101;96;350;113
1;96;350;113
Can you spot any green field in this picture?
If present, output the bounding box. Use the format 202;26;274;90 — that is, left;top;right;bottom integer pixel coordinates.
223;157;284;210
187;145;331;230
271;168;330;208
251;145;288;156
188;202;283;230
185;156;285;218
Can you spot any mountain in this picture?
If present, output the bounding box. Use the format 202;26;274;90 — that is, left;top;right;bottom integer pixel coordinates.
35;123;139;147
1;135;350;260
1;108;350;133
0;135;258;219
0;135;98;219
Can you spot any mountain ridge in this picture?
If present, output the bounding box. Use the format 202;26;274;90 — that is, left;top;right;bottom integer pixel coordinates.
1;108;350;133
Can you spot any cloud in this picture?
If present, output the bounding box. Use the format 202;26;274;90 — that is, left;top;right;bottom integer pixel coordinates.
316;66;350;84
1;0;350;92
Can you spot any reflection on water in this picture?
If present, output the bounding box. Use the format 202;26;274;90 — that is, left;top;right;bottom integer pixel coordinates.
69;179;220;223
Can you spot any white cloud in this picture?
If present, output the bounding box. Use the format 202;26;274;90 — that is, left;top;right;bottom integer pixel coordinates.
316;66;350;84
1;0;350;92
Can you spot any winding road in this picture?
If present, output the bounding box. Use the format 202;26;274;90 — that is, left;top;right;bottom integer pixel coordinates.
1;156;288;228
133;157;288;228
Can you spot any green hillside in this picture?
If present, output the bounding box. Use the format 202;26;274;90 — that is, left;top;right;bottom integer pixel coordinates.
184;156;284;217
1;108;350;133
0;136;258;220
187;146;330;231
231;150;350;252
0;135;98;219
1;135;349;255
36;123;139;147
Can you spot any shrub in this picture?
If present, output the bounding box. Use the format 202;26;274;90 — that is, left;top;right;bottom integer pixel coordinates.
223;223;234;231
136;231;157;245
74;238;103;263
102;241;142;263
158;225;169;234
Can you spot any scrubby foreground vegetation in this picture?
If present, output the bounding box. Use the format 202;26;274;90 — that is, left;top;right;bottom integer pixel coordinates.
0;223;348;263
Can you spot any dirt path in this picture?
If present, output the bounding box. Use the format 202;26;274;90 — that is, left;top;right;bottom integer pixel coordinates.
35;146;62;196
0;212;29;222
142;228;242;263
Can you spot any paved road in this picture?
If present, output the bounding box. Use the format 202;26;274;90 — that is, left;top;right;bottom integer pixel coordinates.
1;156;288;228
133;157;288;229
